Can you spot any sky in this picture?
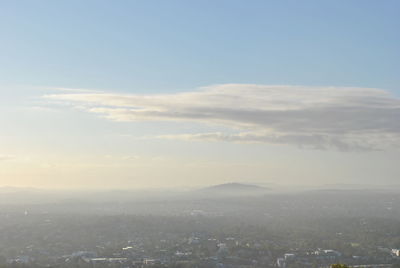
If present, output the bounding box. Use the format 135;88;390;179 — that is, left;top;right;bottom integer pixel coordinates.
0;0;399;189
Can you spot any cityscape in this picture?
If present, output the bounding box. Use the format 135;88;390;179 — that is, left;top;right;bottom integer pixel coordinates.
1;185;400;267
0;1;399;268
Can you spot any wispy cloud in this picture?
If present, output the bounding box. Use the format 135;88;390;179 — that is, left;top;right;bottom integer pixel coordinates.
45;87;103;93
44;84;400;151
0;155;15;161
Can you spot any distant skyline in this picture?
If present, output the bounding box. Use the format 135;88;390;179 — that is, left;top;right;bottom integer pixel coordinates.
0;0;399;189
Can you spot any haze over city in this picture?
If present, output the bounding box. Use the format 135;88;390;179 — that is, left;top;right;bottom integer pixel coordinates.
2;2;400;268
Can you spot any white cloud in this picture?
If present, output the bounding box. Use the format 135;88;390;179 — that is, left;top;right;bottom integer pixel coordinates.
44;84;400;151
45;87;103;93
0;155;15;161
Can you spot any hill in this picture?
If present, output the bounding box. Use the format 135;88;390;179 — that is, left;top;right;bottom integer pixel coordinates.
197;183;269;196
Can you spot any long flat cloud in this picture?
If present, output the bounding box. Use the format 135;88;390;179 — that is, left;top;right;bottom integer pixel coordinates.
44;84;400;151
0;155;14;161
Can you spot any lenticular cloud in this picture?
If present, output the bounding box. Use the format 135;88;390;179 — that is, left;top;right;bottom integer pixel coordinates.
45;84;400;151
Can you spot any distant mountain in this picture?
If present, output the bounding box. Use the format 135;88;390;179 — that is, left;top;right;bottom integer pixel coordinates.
0;186;40;193
197;183;269;196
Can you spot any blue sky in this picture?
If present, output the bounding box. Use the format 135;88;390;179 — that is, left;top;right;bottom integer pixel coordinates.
0;1;399;189
1;0;399;92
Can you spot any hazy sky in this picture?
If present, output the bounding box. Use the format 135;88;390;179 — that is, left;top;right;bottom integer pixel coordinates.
0;0;399;189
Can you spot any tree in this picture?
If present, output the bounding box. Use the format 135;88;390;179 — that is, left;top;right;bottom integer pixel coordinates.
331;264;349;268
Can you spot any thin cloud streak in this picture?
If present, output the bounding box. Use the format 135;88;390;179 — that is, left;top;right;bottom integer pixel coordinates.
157;132;381;152
0;155;15;161
44;84;400;151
